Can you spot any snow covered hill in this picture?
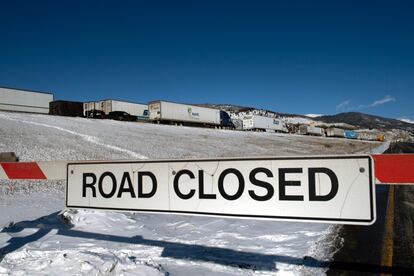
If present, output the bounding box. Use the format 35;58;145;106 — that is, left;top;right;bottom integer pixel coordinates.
0;111;383;275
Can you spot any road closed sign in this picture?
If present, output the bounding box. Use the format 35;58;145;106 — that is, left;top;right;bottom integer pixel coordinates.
66;156;376;225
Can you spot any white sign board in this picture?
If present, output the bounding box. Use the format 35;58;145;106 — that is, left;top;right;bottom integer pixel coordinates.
66;156;376;225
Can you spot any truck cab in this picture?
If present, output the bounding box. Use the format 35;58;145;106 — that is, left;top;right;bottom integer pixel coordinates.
220;111;235;129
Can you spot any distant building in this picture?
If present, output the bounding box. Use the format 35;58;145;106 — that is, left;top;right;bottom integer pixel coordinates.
0;87;53;114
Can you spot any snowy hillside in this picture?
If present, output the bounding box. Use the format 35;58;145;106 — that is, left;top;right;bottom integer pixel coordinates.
0;111;383;275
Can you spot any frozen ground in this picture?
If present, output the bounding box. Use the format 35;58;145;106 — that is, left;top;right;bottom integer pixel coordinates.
0;111;383;275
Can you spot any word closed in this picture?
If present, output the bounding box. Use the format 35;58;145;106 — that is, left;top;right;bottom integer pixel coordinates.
66;156;375;225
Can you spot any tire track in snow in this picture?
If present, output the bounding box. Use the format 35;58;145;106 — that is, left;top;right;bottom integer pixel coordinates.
0;114;148;159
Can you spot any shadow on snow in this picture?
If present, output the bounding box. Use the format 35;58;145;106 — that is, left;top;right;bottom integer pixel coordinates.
0;211;413;274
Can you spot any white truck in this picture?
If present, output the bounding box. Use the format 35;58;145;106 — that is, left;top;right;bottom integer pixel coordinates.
101;100;148;120
326;127;345;138
0;87;53;114
84;99;148;119
149;100;234;128
357;132;378;141
84;101;101;116
298;125;324;136
242;115;288;132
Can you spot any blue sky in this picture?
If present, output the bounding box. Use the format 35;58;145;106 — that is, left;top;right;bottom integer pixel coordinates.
0;0;413;121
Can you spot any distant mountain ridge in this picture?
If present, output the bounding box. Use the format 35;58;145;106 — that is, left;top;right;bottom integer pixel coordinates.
198;103;414;133
316;112;414;132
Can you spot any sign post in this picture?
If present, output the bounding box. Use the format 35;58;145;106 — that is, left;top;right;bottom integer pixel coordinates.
66;155;376;225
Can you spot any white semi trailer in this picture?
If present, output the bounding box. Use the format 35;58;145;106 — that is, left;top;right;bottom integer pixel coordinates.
83;101;101;116
326;127;345;138
242;115;288;132
84;99;148;119
0;87;53;114
149;100;234;128
101;100;148;119
298;125;324;136
357;132;378;141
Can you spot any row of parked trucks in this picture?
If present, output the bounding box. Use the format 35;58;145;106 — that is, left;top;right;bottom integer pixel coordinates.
49;99;385;141
52;99;286;131
0;87;386;142
325;127;385;141
297;125;385;141
148;101;289;132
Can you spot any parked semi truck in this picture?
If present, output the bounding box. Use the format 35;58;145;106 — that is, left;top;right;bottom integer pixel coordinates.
0;87;53;114
49;100;84;117
298;125;324;136
84;99;148;120
357;132;378;141
242;115;288;132
83;101;101;116
231;118;244;130
149;100;234;128
326;127;345;138
344;130;359;139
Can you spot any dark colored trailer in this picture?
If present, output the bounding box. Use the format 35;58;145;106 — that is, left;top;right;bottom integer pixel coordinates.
49;100;84;117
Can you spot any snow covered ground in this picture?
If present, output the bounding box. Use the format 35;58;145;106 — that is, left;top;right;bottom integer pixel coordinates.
0;111;383;275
